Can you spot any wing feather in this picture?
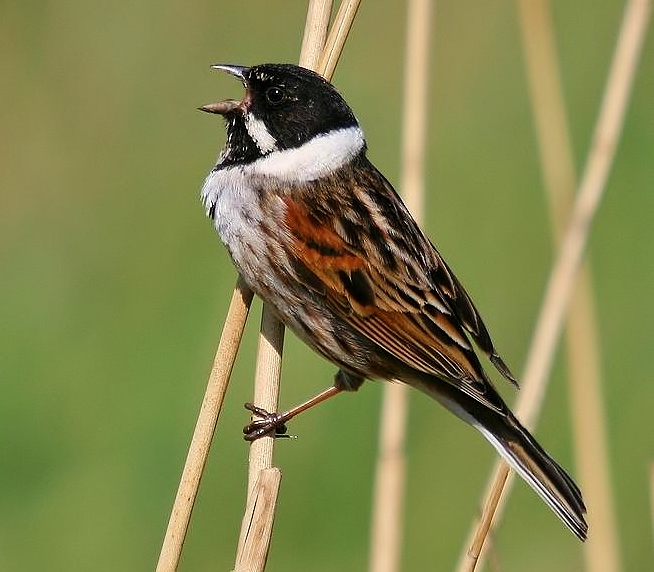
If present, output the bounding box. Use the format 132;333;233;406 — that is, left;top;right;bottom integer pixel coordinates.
280;167;512;412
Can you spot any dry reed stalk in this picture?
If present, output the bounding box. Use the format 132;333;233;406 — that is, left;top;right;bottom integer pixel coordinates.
567;281;621;572
368;1;432;571
234;304;286;571
240;1;334;501
156;276;254;572
300;0;334;69
518;2;623;572
235;2;368;569
318;0;362;79
157;4;336;569
156;1;363;570
369;383;409;572
234;468;283;572
456;1;651;570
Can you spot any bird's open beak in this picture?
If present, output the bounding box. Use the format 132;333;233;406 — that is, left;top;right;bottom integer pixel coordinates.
199;64;250;115
210;64;249;80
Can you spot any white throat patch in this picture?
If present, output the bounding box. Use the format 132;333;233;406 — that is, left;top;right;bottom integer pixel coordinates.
244;114;278;154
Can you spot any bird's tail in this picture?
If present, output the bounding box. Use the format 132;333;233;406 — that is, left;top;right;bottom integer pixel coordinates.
410;373;587;539
474;411;588;541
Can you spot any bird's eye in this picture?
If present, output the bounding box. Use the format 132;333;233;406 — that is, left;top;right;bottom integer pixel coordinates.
265;86;286;104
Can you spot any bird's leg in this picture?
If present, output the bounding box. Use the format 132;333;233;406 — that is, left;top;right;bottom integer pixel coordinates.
242;370;364;441
243;386;341;440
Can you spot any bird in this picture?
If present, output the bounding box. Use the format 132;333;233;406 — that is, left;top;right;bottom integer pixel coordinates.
199;63;587;541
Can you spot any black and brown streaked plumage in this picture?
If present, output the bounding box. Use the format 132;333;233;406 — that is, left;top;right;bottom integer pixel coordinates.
200;63;587;540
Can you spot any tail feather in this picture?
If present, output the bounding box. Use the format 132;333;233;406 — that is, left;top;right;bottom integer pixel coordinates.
475;414;587;541
411;374;587;540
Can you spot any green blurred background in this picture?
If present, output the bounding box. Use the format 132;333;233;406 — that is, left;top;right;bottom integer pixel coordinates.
1;1;652;570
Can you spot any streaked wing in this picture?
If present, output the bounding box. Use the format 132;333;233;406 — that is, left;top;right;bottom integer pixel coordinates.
280;158;515;411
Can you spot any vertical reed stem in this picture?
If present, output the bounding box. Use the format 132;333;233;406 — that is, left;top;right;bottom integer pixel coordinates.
456;1;651;570
234;2;362;569
518;3;623;572
156;276;253;572
318;0;362;79
369;2;432;571
234;303;286;571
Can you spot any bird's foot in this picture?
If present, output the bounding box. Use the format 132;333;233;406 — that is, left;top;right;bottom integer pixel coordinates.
243;403;290;441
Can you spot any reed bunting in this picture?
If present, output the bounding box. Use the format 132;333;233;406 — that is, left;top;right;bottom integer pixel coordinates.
199;63;587;540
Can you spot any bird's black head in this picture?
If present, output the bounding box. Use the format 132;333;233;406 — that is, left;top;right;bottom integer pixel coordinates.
201;63;359;167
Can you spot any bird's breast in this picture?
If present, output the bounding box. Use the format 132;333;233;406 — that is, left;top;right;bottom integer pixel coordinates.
200;165;291;291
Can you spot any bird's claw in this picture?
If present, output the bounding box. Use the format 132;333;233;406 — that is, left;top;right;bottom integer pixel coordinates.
243;402;289;441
